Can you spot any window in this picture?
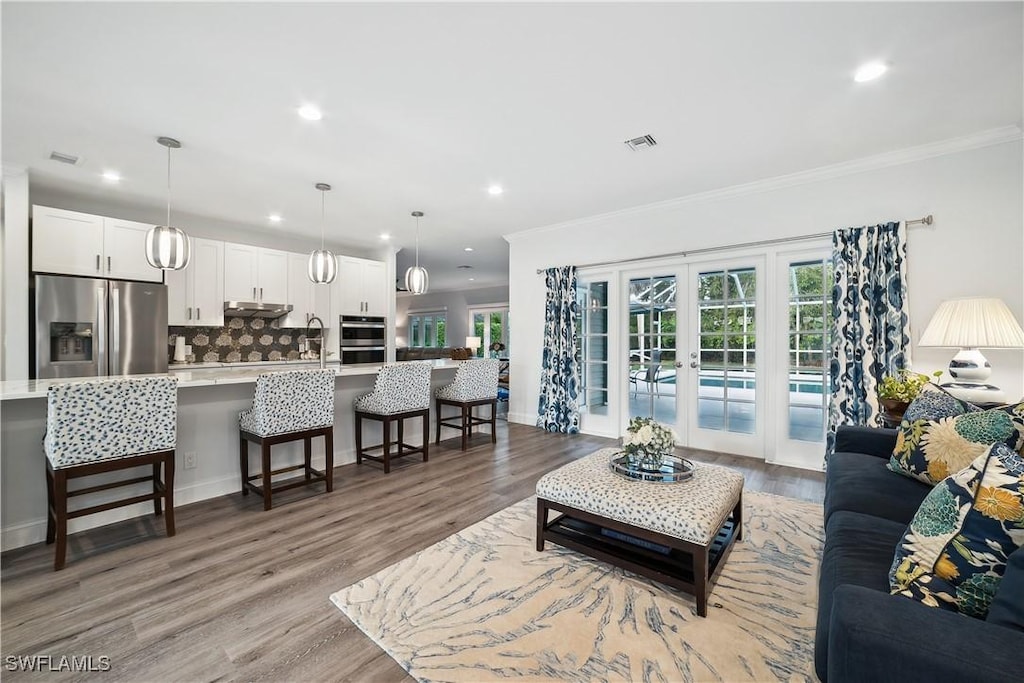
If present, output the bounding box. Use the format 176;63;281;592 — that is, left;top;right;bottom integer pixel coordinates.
577;281;610;416
469;306;510;357
409;312;446;348
787;259;833;442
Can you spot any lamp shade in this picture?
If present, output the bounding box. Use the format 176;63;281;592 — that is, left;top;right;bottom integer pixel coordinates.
405;265;429;295
918;298;1024;348
465;336;481;350
145;225;191;270
308;249;337;284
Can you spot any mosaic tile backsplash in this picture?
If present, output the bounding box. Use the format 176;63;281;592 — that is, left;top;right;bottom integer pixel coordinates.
168;317;314;363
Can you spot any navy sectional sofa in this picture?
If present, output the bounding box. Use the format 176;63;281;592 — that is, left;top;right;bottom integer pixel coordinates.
817;425;1023;683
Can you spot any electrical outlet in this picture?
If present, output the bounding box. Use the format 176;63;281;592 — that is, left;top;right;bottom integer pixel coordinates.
184;452;198;469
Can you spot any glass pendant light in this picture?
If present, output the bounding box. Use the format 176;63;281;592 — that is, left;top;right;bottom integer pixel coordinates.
308;183;337;284
404;210;429;295
145;137;191;270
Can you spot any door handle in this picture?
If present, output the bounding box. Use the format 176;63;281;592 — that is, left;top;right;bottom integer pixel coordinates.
197;307;200;320
260;287;263;300
107;256;112;272
674;361;683;368
689;361;700;369
96;254;101;271
188;307;192;320
252;287;256;299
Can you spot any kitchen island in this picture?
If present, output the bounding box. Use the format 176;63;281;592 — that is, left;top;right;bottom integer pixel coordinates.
0;360;459;551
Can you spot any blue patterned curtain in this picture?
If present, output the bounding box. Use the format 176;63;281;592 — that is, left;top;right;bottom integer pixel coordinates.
827;222;910;455
537;266;581;433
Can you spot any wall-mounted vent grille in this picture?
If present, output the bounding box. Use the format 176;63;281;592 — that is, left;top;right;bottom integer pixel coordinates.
457;265;473;270
49;151;82;165
624;134;657;151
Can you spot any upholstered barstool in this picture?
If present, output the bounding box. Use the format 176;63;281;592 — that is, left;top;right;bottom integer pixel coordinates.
435;358;500;450
44;376;178;571
354;362;431;473
239;368;335;510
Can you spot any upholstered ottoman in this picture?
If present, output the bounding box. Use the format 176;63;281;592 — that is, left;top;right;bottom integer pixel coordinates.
536;447;744;617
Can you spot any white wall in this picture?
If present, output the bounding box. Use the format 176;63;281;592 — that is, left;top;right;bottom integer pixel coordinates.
29;186;378;259
1;166;30;381
396;285;509;348
506;134;1024;430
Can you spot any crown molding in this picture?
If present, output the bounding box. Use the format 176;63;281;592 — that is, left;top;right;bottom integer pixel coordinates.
504;125;1023;243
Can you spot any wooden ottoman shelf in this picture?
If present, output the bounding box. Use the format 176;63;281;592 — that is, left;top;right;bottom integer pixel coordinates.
536;448;744;617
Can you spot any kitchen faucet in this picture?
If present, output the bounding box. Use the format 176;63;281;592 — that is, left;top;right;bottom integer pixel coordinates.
305;316;326;369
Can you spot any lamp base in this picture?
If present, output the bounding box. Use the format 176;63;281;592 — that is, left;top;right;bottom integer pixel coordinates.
948;348;991;382
941;382;1006;405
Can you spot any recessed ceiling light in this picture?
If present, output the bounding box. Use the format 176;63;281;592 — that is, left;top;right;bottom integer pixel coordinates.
297;104;323;121
268;214;283;223
464;247;474;252
487;185;503;196
101;170;121;183
468;278;475;281
380;233;391;241
854;61;888;83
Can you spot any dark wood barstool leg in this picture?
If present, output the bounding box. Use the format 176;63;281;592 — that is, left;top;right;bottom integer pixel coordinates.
261;440;272;511
325;428;334;492
422;409;429;462
304;436;312;481
461;403;469;450
355;413;363;465
164;451;176;537
53;469;68;571
153;462;163;517
434;399;442;444
383;415;392;474
490;399;497;443
239;436;249;496
45;463;56;545
398;416;405;456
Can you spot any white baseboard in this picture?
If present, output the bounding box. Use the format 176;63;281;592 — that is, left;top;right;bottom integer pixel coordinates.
1;450;358;552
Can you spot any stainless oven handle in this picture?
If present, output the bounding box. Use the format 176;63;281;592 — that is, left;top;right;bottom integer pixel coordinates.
340;323;386;329
341;346;386;351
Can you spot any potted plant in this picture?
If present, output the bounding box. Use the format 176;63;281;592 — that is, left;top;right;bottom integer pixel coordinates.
621;417;678;471
877;369;942;426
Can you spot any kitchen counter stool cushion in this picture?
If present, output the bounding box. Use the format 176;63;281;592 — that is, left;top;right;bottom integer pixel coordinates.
353;362;432;415
239;368;335;437
353;362;432;473
435;359;500;450
44;376;179;571
238;369;335;511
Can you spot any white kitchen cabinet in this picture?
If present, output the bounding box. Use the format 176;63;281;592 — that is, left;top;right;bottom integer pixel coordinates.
284;252;334;328
334;255;388;317
168;238;224;326
257;248;288;303
223;243;288;303
31;205;162;283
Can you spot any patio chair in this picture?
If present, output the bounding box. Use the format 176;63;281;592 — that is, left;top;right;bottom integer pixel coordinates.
629;349;662;398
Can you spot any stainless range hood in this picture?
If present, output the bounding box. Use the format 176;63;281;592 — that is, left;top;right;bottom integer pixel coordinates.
223;301;294;319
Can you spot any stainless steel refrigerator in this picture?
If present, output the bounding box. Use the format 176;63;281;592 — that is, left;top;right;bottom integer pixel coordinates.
33;274;168;379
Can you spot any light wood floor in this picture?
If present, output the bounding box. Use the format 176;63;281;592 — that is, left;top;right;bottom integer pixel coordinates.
1;423;824;682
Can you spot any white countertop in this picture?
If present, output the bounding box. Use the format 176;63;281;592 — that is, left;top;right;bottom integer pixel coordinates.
0;359;460;401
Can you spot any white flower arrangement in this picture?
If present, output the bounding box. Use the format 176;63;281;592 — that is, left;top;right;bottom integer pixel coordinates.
622;417;678;468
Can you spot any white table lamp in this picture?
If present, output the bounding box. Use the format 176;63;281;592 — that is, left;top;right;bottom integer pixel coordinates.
465;336;481;357
918;297;1024;403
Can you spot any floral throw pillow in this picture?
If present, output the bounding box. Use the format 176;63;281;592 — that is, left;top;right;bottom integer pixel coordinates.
888;384;1024;485
890;442;1024;618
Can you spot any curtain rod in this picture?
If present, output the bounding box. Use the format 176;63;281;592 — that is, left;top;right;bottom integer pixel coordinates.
535;215;933;274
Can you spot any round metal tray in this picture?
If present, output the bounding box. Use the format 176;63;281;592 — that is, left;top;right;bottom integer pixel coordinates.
609;453;695;483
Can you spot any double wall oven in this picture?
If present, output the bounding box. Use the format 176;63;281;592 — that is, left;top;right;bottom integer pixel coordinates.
339;315;386;365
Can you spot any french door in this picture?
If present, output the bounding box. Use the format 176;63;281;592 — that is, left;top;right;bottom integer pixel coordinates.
684;257;765;457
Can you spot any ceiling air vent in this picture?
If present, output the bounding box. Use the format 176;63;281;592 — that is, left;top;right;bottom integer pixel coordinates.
457;265;473;270
49;151;82;165
624;134;657;151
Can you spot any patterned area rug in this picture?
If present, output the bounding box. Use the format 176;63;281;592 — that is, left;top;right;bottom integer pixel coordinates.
330;491;823;682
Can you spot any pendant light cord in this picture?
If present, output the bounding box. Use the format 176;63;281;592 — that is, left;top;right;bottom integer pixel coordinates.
165;144;172;227
320;189;326;250
415;214;420;268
